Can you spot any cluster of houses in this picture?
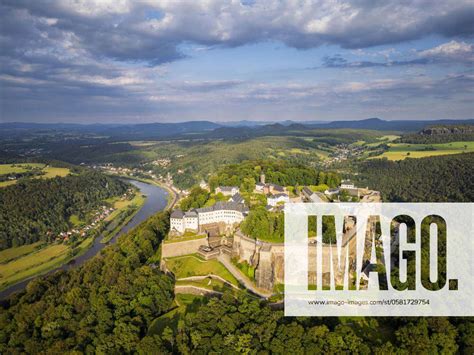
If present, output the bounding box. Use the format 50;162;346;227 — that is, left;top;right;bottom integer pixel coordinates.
323;144;365;166
53;205;115;242
152;158;171;167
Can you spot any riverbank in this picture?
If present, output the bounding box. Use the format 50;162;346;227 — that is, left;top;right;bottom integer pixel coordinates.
107;173;179;210
0;179;169;299
100;191;146;244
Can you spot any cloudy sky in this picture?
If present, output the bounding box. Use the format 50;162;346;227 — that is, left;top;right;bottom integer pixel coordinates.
0;0;473;123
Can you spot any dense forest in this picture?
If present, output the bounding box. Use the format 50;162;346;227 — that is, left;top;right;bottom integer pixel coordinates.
398;125;474;144
1;211;472;353
0;211;174;353
152;297;471;353
210;159;340;190
357;153;474;202
0;172;128;250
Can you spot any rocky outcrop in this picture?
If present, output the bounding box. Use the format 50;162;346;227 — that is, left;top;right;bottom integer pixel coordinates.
420;125;474;135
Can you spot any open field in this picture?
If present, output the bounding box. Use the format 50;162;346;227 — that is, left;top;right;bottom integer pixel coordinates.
373;141;474;160
0;163;46;175
0;163;70;188
165;254;239;286
0;242;43;263
38;167;70;178
0;243;69;290
0;181;17;188
0;237;94;291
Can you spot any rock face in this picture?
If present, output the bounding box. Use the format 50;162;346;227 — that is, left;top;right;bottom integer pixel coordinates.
233;226;359;292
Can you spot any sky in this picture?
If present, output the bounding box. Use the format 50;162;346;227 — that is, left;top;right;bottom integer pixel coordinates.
0;0;473;124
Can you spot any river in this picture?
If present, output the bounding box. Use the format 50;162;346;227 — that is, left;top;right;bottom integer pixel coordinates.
0;180;169;300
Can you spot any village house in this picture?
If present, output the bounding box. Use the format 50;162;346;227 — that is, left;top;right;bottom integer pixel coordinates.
254;173;286;195
302;186;327;202
267;193;290;206
215;186;240;196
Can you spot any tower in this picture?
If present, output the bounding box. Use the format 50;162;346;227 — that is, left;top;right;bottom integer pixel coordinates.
260;173;265;184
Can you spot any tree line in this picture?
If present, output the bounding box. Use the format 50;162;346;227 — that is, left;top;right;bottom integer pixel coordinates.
209;160;341;191
1;208;472;353
357;153;474;202
0;211;174;354
0;171;128;250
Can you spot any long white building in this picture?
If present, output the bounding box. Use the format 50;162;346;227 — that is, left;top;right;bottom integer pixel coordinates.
170;201;249;234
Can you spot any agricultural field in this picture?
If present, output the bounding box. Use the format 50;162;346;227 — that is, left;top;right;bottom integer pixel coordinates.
372;141;474;160
0;241;43;263
0;237;94;290
38;166;70;178
0;163;46;175
0;163;70;188
164;254;239;286
0;243;69;290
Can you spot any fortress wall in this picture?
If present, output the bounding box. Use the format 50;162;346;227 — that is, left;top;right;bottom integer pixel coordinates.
161;237;208;258
233;233;257;264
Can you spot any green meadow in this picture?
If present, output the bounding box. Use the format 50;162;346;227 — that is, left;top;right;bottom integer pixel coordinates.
374;141;474;160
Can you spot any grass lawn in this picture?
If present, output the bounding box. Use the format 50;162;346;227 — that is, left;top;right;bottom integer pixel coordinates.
165;254;239;286
0;243;69;290
0;242;43;263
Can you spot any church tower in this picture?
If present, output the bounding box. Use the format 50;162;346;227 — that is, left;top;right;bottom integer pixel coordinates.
260;173;265;184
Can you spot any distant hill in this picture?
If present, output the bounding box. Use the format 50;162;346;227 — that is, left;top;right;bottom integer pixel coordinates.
306;118;474;132
420;125;474;135
0;121;222;139
2;118;473;140
398;124;474;144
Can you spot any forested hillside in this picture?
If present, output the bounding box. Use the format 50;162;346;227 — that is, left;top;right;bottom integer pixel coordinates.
0;172;128;250
210;159;340;190
398;125;474;144
0;211;173;353
2;210;472;353
358;153;474;202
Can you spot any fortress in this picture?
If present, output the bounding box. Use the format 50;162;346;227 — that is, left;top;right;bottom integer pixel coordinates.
164;215;365;292
170;200;249;234
164;180;380;293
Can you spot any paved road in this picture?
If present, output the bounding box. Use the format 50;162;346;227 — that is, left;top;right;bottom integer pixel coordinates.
217;255;273;299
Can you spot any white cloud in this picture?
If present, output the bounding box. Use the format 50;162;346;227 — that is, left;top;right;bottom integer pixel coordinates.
419;40;474;63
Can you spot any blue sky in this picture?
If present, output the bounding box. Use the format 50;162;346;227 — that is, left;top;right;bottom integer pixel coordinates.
0;0;473;123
